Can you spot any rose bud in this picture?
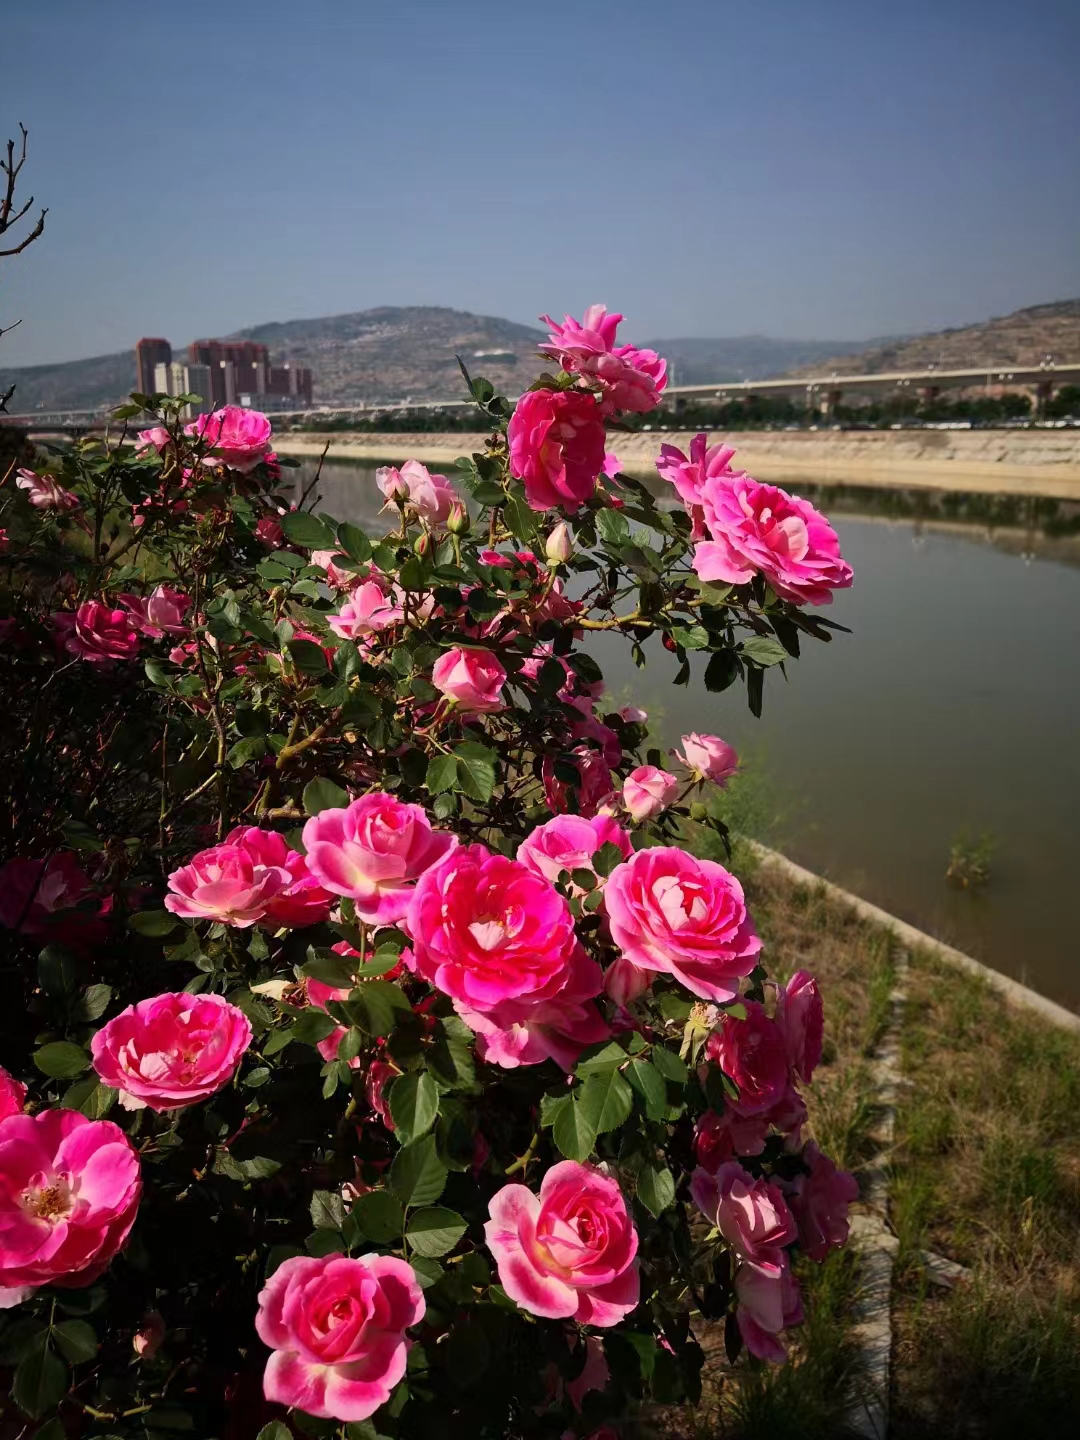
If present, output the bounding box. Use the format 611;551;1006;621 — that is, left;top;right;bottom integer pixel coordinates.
545;521;573;566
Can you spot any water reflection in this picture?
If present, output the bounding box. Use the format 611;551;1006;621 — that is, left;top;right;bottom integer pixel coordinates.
295;459;1080;1009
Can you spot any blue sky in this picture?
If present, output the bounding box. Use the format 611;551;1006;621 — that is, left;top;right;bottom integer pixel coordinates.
3;0;1078;365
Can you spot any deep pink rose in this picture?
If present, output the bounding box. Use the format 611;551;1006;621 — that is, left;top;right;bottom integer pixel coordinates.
376;460;458;526
538;305;667;414
695;475;853;607
656;434;744;514
788;1142;858;1262
508;388;607;513
91;992;252;1112
406;845;578;1013
255;1253;424;1422
690;1162;797;1275
622;765;679;822
364;1060;398;1130
735;1259;804;1363
604;846;762;1002
256;515;284;547
225;826;336;929
705;1002;790;1116
0;1110;141;1296
778;969;823;1083
16;468;80;511
431;646;506;713
118;585;191;638
485;1161;639;1325
186;406;273;472
0;852;105;948
675;732;739;786
302;793;456;924
693;1109;769;1170
54;602;141;664
541;748;615;819
516;813;631;890
0;1066;26;1122
164;843;295;928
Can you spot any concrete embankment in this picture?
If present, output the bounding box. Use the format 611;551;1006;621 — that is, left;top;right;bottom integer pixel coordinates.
274;427;1080;500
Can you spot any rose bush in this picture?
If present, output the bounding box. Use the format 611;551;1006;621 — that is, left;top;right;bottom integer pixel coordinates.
0;302;858;1438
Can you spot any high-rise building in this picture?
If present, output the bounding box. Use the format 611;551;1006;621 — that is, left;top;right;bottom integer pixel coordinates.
135;338;172;395
152;361;212;419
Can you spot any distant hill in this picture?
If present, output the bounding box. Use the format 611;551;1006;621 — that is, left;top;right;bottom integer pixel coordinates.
640;335;885;386
786;299;1080;378
0;349;134;413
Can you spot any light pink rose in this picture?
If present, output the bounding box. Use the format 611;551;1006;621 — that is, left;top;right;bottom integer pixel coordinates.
54;602;141;664
302;793;457;924
693;1109;769;1170
695;475;854;607
255;1253;424;1422
310;550;360;591
327;581;404;642
484;1161;639;1325
735;1259;804;1363
16;468;80;511
186;405;273;472
431;646;506;713
617;705;647;724
133;1310;166;1359
676;732;739;786
690;1162;797;1274
705;1002;790;1116
256;515;284;547
118;585;191;638
0;1066;26;1122
135;426;171;455
91;992;251;1112
224;826;336;929
603;955;652;1008
508;388;607;513
544;520;573;566
407;845;579;1014
0;1109;141;1295
622;765;679;822
538;305;667;414
604;846;762;1002
164;843;295;928
777;969;823;1084
376;460;458;526
788;1142;858;1262
516;813;631;890
656;434;744;512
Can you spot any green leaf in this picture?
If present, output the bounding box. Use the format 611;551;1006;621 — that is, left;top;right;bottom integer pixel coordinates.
425;752;459;796
741;636;789;667
303;777;348;815
348;1190;405;1244
59;1077;116;1118
31;1420;67;1440
37;945;78;999
406;1206;467;1258
13;1341;67;1419
408;1255;445;1289
625;1059;667;1120
291;1008;338;1046
336;522;373;562
310;1190;346;1230
72;983;111;1022
580;1068;633;1134
287;638;330;674
389;1071;439;1143
33;1042;90;1079
391;1135;447;1207
280;511;336;548
637;1162;676;1217
443;1316;492;1388
52;1320;98;1365
574;1039;629;1076
256;1425;295;1440
453;741;497;802
592;841;626;877
129;910;180;938
650;1046;688;1082
346;980;411;1037
596;508;630;545
552;1089;596;1162
703;649;740;693
301;947;358;987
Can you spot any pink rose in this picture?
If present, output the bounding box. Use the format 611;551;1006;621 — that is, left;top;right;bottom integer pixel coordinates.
118;585;191;638
0;1066;26;1122
538;305;667;414
690;1162;797;1274
604;846;762;1002
0;1109;141;1295
603;955;653;1009
516;813;631;890
484;1161;639;1325
186;406;273;472
431;646;506;713
406;845;578;1014
676;732;739;786
693;1109;769;1170
54;602;141;664
311;551;362;591
364;1060;398;1129
508;388;607;513
16;468;80;511
135;426;171;455
656;434;744;512
618;705;647;724
256;515;284;547
133;1310;166;1359
788;1142;858;1262
302;793;457;924
735;1259;804;1364
376;459;458;526
695;475;854;607
544;520;573;565
91;992;252;1111
164;842;295;928
255;1253;424;1422
0;852;103;947
622;765;679;822
541;748;615;819
225;826;336;930
705;1002;790;1116
777;969;823;1083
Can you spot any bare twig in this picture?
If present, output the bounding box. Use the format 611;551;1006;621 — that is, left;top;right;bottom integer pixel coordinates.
0;124;47;258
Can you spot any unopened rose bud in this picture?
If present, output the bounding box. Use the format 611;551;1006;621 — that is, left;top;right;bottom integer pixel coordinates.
133;1311;165;1360
545;521;573;567
413;533;431;557
690;801;708;821
446;502;470;536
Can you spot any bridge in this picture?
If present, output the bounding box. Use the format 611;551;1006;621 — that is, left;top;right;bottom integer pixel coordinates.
3;361;1078;433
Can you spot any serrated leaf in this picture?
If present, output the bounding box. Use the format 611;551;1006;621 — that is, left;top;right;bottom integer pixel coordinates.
453;741;497;802
72;983;111;1022
33;1042;89;1079
257;1424;294;1440
650;1046;688;1082
388;1071;439;1143
625;1059;667;1120
52;1319;97;1364
336;522;372;562
287;638;330;674
37;945;78;999
637;1162;676;1217
390;1135;447;1207
59;1077;117;1118
128;910;180;937
580;1068;633;1134
552;1089;597;1162
741;636;789;667
592;841;626;878
280;511;336;548
574;1039;629;1076
13;1341;67;1419
596;508;630;544
302;777;349;816
348;1190;404;1244
425;752;458;796
406;1206;467;1258
310;1190;346;1230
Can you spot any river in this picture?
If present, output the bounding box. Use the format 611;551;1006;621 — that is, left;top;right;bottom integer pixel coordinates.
295;459;1080;1011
